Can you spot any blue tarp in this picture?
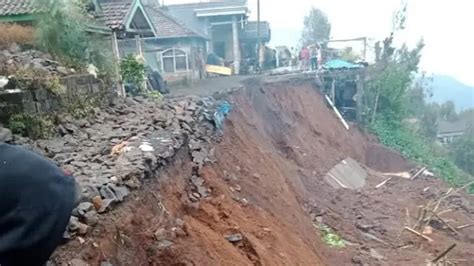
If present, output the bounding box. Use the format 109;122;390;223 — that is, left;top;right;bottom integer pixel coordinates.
213;101;232;129
200;97;232;129
323;59;361;70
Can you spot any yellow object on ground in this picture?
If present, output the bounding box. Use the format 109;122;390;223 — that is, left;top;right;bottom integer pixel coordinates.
206;64;232;76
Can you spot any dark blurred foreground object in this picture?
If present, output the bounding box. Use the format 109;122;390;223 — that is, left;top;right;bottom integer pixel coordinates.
124;67;169;96
146;67;169;94
0;143;80;266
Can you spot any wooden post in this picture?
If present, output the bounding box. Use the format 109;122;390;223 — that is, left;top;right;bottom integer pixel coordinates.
356;72;364;124
257;0;261;70
135;35;147;91
372;87;380;123
325;95;350;130
432;244;456;263
363;37;367;61
331;79;336;103
232;16;241;75
112;31;125;97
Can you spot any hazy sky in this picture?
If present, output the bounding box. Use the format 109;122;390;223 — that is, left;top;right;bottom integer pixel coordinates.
168;0;474;86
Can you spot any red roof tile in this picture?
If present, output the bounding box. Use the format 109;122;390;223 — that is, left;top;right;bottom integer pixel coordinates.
0;0;43;16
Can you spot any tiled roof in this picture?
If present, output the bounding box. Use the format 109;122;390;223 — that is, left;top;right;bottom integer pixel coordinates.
438;119;469;135
96;1;133;30
163;0;247;10
145;6;205;39
240;21;271;42
0;0;43;16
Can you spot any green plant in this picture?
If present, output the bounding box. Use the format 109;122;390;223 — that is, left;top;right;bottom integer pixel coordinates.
8;113;55;139
66;97;97;119
370;119;473;193
120;54;146;94
45;75;66;96
145;90;163;102
315;224;345;248
34;0;89;68
450;131;474;176
340;47;360;62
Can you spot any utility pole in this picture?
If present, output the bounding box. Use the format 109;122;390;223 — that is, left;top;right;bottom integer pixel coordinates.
256;0;261;70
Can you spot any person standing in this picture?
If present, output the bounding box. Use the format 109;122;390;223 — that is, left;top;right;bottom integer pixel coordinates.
310;45;319;71
300;46;310;71
290;47;298;70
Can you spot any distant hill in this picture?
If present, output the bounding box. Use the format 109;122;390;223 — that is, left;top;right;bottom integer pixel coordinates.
427;75;474;111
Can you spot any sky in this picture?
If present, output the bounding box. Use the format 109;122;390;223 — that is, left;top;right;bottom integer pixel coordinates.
167;0;474;87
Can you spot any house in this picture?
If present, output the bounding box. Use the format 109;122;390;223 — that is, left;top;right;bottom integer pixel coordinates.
94;0;208;83
318;59;366;122
437;119;469;145
0;0;111;34
1;0;272;83
143;6;208;82
240;21;272;71
162;0;271;74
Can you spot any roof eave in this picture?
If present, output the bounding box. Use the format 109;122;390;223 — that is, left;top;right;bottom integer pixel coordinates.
124;0;157;37
0;13;40;22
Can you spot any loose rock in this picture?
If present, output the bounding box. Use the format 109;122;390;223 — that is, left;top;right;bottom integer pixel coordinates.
225;233;243;243
0;127;13;143
69;258;90;266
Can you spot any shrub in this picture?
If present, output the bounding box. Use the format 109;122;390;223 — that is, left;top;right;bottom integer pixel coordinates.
120;54;146;93
0;24;35;48
8;113;55;139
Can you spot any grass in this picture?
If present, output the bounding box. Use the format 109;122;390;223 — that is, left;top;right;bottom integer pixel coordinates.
315;224;346;248
370;119;474;193
0;24;35;48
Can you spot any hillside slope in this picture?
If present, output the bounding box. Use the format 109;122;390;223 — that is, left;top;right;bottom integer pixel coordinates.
55;76;474;265
428;74;474;111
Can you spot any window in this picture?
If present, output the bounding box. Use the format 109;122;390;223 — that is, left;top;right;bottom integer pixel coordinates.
160;48;188;73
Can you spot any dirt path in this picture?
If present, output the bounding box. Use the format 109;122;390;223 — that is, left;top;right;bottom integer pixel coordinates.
169;75;254;97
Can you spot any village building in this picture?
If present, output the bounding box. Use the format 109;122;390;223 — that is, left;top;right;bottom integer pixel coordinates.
162;0;271;75
94;0;208;83
437;119;470;145
0;0;110;34
1;0;272;83
318;59;366;122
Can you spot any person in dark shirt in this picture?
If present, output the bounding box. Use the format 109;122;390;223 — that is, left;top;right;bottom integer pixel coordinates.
0;143;80;266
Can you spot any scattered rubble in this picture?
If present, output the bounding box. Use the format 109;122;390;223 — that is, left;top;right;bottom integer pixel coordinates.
0;47;75;79
9;94;232;240
0;126;13;142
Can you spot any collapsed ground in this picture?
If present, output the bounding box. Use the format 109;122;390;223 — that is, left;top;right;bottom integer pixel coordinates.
9;75;473;265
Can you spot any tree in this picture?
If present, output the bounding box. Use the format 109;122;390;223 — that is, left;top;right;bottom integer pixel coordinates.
420;103;440;138
34;0;90;67
451;130;474;175
439;101;458;121
340;47;360;62
365;36;425;124
301;8;331;46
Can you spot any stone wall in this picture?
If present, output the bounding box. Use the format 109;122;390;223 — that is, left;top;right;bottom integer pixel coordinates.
0;74;106;122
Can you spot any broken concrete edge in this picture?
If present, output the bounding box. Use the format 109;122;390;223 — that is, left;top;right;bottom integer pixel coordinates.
3;94;234;241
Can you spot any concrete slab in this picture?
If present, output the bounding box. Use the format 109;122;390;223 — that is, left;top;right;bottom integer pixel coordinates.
324;158;367;190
